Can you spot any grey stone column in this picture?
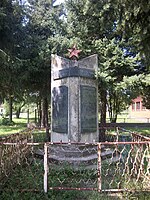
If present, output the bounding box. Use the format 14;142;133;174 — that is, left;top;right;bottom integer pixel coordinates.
51;54;98;142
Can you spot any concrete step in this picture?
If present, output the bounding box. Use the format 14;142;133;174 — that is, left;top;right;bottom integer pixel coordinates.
49;144;106;158
84;155;121;170
35;146;119;166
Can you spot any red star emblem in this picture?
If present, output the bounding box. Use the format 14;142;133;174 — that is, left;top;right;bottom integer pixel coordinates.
68;45;81;59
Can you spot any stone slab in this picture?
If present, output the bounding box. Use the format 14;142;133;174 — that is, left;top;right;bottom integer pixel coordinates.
80;86;97;133
53;67;95;80
52;86;68;133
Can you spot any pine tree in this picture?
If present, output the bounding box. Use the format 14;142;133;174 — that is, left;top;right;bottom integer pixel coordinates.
22;0;65;127
0;0;24;122
65;0;144;140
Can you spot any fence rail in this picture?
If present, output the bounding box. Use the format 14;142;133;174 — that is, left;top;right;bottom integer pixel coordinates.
0;127;150;195
0;129;33;184
106;117;150;123
0;140;149;194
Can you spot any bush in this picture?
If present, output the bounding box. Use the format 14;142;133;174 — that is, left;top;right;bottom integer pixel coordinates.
0;117;15;126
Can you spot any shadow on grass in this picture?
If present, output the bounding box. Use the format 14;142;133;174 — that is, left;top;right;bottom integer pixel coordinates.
0;117;36;137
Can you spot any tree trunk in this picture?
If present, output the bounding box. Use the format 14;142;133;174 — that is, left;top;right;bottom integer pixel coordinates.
108;90;118;123
34;109;37;123
41;97;50;141
38;100;42;127
9;95;13;123
99;87;107;142
109;92;118;123
41;98;48;128
16;107;21;118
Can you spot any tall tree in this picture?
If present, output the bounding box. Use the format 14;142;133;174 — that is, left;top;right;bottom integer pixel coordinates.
117;0;150;69
65;0;120;140
22;0;65;127
65;0;144;140
116;0;150;108
95;38;142;122
0;0;24;122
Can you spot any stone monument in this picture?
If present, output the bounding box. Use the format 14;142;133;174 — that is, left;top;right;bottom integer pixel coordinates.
51;46;98;142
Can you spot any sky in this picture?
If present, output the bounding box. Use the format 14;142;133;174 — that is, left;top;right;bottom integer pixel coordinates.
54;0;65;5
56;0;64;3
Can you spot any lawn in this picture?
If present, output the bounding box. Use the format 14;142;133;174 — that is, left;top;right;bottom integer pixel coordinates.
0;117;31;137
0;117;149;200
0;116;149;137
126;127;150;136
1;152;150;200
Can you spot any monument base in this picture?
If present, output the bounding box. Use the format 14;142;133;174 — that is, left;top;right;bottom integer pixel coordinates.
35;144;120;169
51;132;98;143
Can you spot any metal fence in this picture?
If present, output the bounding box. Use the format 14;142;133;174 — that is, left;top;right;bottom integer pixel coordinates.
0;140;149;194
0;129;33;183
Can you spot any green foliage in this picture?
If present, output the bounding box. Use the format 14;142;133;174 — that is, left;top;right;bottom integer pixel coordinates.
117;0;150;70
115;0;150;110
0;0;150;125
0;0;66;126
0;117;15;126
94;36;142;122
65;0;148;123
1;155;149;199
0;117;27;136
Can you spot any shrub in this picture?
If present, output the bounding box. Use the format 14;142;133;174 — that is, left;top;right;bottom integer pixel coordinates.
0;117;15;126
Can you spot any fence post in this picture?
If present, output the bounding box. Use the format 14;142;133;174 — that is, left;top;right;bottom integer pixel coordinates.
44;143;48;193
116;127;119;142
97;143;101;192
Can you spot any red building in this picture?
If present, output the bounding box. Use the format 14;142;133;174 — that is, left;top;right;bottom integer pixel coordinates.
129;96;150;120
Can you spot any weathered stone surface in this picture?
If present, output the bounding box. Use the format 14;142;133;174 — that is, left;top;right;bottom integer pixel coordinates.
80;86;97;133
78;54;98;70
52;86;68;133
68;77;80;142
35;144;121;169
51;54;98;142
53;67;95;80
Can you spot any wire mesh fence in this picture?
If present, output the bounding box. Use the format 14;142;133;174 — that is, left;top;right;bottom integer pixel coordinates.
0;141;149;195
0;129;33;184
101;141;150;192
47;143;98;191
0;126;149;198
0;143;44;192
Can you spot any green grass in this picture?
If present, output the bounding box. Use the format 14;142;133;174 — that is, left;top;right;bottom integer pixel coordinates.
0;158;118;200
0;125;26;137
105;113;150;123
1;159;149;200
0;117;33;137
0;116;149;138
126;127;150;136
0;190;121;200
0;118;149;200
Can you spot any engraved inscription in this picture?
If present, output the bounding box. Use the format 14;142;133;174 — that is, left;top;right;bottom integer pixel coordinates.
80;86;97;133
52;86;68;133
53;67;95;80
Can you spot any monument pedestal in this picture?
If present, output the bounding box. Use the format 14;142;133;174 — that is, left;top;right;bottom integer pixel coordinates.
51;54;98;142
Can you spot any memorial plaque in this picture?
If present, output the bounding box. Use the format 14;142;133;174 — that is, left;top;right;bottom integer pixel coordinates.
80;86;97;133
52;86;68;133
54;67;95;80
79;68;95;79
